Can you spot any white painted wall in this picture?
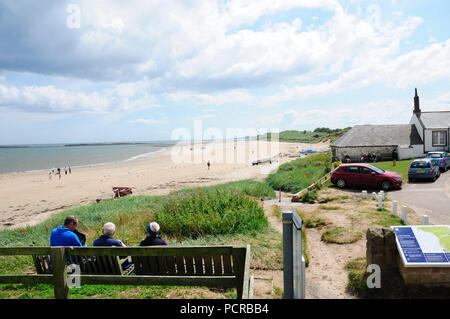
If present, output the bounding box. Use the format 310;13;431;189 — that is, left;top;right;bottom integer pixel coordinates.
398;145;424;160
409;114;424;141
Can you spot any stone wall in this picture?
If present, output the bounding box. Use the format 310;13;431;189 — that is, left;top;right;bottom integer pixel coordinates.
332;145;426;163
366;227;399;276
332;146;396;163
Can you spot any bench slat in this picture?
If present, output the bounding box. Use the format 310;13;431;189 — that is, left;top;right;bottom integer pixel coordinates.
175;256;185;275
0;274;54;285
79;275;237;288
165;256;176;274
194;256;203;275
213;255;223;275
223;254;233;275
185;256;195;275
0;247;52;255
157;256;168;274
65;246;235;257
204;256;213;275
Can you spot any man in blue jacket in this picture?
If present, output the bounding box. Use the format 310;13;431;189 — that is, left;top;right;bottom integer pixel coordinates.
50;215;84;247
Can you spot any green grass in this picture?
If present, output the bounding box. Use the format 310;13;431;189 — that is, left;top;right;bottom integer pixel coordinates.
0;180;279;299
265;152;331;193
359;209;405;227
321;227;362;244
176;180;276;199
371;159;415;183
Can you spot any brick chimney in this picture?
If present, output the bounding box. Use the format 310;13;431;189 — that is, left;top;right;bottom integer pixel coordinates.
414;88;421;113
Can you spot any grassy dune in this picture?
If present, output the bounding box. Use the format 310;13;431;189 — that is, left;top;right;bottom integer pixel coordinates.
0;180;280;299
265;152;331;193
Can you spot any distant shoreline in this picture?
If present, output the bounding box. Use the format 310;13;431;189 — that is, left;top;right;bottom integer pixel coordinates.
0;141;177;148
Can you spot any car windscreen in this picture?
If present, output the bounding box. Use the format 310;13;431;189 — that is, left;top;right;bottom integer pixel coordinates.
427;153;443;158
411;161;430;168
366;165;384;174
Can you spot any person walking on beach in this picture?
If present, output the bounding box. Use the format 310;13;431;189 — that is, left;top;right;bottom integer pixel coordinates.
207;160;210;170
69;166;71;174
65;167;68;175
49;171;52;180
140;222;168;246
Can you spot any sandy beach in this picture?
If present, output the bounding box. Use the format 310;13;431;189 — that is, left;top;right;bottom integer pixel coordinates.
0;140;329;229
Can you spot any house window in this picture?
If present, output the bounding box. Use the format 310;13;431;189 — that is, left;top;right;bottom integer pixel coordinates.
432;131;447;146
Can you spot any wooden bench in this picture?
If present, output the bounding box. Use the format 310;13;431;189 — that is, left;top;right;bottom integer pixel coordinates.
0;245;253;299
33;254;134;276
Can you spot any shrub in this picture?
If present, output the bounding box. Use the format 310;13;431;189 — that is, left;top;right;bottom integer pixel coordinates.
154;188;269;239
266;152;331;193
301;191;318;204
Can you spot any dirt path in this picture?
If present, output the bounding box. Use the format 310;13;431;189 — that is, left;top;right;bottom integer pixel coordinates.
304;228;364;298
258;187;420;299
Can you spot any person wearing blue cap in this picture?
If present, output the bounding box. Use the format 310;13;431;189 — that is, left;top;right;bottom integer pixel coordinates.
140;222;169;246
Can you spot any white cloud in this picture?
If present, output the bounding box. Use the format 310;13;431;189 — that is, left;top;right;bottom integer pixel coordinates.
186;114;218;121
168;89;256;106
0;0;448;118
0;79;158;113
256;99;414;129
130;118;167;124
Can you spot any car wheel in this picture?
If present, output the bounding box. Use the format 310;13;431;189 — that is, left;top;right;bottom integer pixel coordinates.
336;179;346;189
381;181;392;192
408;177;414;183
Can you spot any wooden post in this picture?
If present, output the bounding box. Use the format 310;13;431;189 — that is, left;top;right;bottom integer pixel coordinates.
233;246;250;299
51;247;68;299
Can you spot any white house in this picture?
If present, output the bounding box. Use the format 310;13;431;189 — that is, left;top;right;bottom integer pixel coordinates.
331;89;449;162
410;88;450;153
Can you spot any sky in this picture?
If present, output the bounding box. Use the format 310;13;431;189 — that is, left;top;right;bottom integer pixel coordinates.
0;0;449;144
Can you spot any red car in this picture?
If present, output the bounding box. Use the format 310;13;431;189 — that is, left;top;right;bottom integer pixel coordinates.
331;164;402;191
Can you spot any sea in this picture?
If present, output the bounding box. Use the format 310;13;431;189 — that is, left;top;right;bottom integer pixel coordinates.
0;142;176;174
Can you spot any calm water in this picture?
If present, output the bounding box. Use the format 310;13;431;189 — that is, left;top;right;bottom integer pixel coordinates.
0;142;175;174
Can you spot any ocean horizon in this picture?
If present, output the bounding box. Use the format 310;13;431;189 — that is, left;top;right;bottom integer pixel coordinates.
0;141;176;174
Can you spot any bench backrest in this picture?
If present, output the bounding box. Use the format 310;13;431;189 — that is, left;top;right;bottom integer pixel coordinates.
0;245;251;299
133;250;235;276
33;254;132;276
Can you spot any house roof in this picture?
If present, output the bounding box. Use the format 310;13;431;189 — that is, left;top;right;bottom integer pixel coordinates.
417;111;450;129
331;124;423;148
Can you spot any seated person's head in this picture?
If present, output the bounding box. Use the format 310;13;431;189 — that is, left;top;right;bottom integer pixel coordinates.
102;222;116;237
146;222;160;237
64;216;78;231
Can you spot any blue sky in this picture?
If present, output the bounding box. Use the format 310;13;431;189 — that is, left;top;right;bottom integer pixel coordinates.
0;0;449;144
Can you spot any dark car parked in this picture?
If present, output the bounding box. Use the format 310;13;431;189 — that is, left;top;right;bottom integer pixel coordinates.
408;158;440;182
331;163;403;192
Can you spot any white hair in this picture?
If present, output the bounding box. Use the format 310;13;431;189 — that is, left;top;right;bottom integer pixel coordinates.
103;222;116;236
149;222;160;233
